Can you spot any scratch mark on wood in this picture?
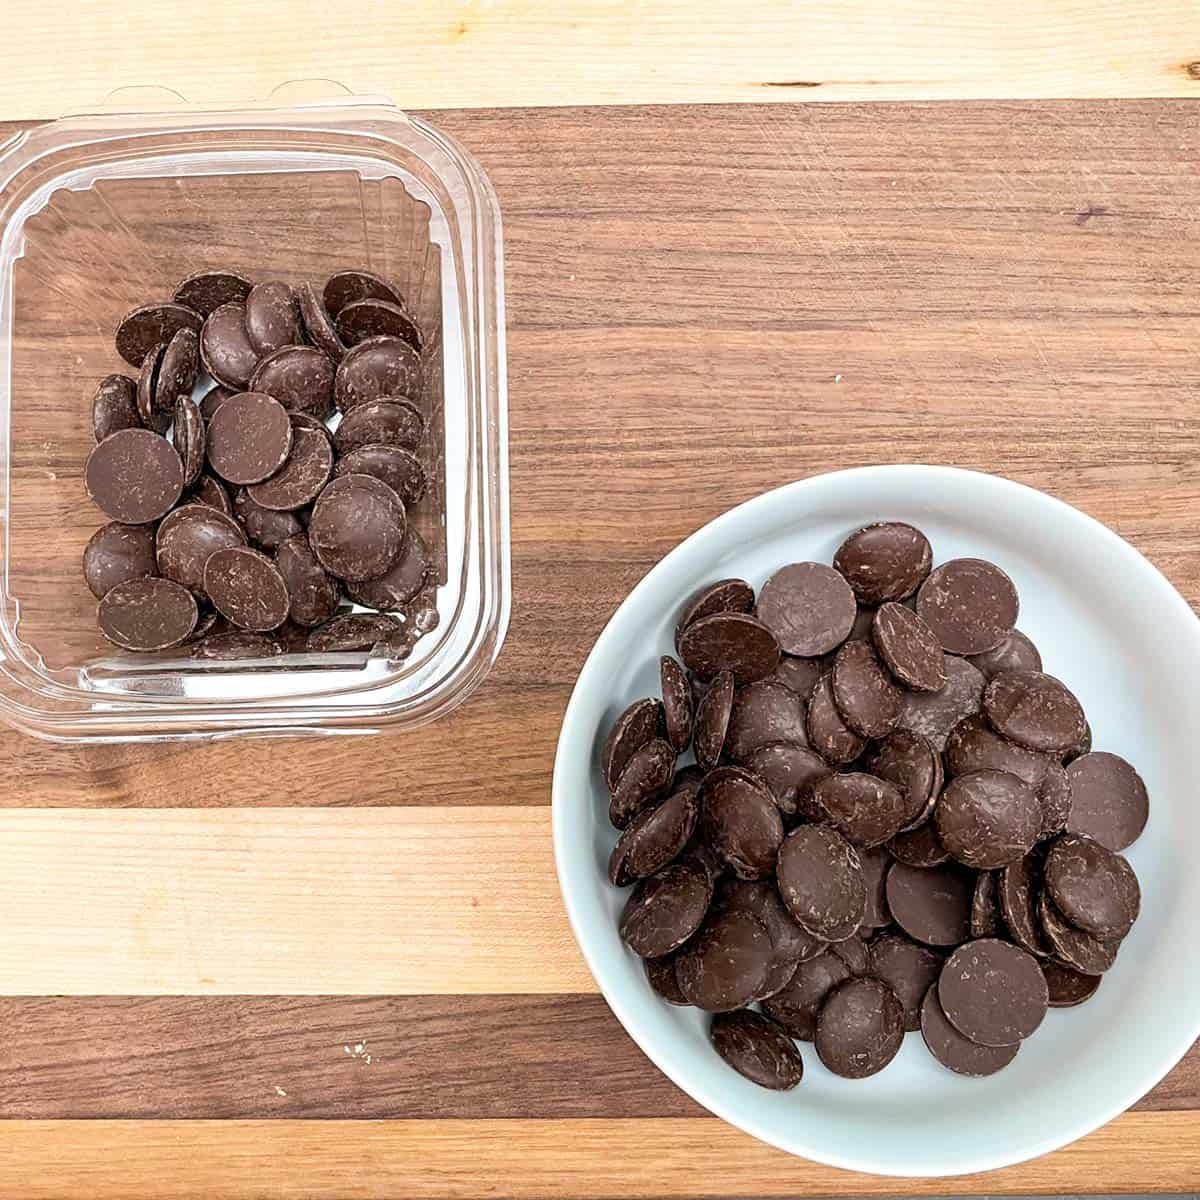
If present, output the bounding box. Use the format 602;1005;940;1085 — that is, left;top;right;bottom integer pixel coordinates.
1075;203;1110;225
760;80;823;88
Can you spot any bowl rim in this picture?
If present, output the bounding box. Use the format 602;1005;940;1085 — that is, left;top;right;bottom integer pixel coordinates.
551;463;1200;1177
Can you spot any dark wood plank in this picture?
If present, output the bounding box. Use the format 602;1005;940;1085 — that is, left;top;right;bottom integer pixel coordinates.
0;100;1195;804
0;995;1193;1119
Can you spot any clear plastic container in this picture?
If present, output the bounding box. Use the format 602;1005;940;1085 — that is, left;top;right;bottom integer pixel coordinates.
0;89;509;741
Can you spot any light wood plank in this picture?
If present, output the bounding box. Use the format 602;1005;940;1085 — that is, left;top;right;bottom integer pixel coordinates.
3;1114;1198;1198
0;995;1194;1119
0;808;593;994
0;1;1197;120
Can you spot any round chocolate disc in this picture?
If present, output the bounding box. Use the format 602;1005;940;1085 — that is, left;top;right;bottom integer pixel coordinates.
939;938;1048;1046
250;346;336;420
199;385;235;422
813;772;906;849
768;655;823;703
85;428;184;524
920;984;1020;1077
998;851;1052;957
274;534;339;628
678;612;781;685
886;861;973;946
935;769;1041;869
644;955;688;1005
335;297;422;350
692;670;735;771
207;392;295;486
675;578;755;650
83;522;157;599
190;473;232;516
308;473;407;582
172;396;206;488
970;870;1002;938
199;302;259;390
777;824;866;942
1037;762;1073;838
676;908;773;1011
830;932;870;977
156;504;247;598
174;269;253;317
698;766;784;880
602;698;663;792
233;487;304;550
1037;890;1120;974
619;860;714;959
333;397;424;456
833;522;933;605
609;738;675;830
806;672;866;765
888;819;950;868
868;931;945;1031
871;602;945;692
135;342;169;433
98;576;198;650
761;950;850;1040
305;613;402;652
115;302;203;368
1042;960;1102;1007
247;423;334;510
865;729;943;829
724;679;807;763
296;281;346;363
917;558;1019;656
660;656;694;753
155;326;199;412
859;845;892;928
203;546;290;631
92;374;140;442
334;336;423;413
943;713;1053;788
1065;752;1149;851
609;783;700;886
323;269;406;317
1044;832;1140;938
831;638;903;738
244;281;302;356
190;630;286;660
815;977;904;1079
896;654;985;752
335;443;426;506
983;670;1086;755
713;878;828;987
710;1010;804;1090
743;742;829;821
967;629;1042;680
345;527;431;612
755;562;856;657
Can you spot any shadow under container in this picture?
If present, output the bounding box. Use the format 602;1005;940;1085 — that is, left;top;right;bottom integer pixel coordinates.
0;98;509;741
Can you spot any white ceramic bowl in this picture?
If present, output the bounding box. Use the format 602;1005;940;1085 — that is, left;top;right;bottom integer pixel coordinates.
552;465;1200;1177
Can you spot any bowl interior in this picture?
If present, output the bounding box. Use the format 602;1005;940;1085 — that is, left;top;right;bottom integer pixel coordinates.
553;465;1200;1177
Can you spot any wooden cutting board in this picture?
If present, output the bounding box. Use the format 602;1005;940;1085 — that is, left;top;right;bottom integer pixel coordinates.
0;99;1197;1198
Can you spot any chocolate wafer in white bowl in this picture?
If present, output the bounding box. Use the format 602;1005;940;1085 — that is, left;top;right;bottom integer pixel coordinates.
552;465;1200;1176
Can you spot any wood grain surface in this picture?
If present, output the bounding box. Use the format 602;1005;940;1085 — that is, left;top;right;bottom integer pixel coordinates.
1;100;1198;1196
1;996;1195;1120
3;1114;1198;1199
0;0;1197;119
